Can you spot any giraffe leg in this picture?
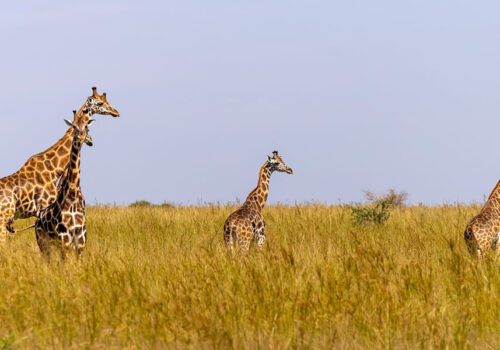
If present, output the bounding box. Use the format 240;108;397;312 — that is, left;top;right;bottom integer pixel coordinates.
73;226;86;255
35;226;51;257
465;238;479;257
255;230;266;250
476;233;492;257
464;227;480;257
224;225;235;252
491;233;499;251
59;243;69;261
58;229;74;260
237;228;252;253
0;206;15;243
0;219;8;243
255;220;266;250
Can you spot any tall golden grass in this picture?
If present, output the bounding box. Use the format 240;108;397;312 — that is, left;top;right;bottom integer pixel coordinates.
0;204;498;348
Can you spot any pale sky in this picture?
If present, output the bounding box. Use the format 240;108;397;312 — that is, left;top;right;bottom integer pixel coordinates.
1;1;500;205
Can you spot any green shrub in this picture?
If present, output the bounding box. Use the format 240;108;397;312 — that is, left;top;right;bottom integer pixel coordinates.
129;201;176;208
351;189;407;225
351;198;393;225
0;333;14;350
363;188;408;208
158;202;175;208
129;200;153;208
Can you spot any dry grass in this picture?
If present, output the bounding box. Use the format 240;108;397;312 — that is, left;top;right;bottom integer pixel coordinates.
0;204;499;349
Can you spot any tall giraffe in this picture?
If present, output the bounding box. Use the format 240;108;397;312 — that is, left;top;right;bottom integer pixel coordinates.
464;180;500;256
224;151;293;252
35;118;92;256
0;87;119;241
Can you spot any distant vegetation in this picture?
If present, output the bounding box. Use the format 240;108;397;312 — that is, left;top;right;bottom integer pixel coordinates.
2;203;498;348
129;200;175;208
351;189;408;225
363;188;408;208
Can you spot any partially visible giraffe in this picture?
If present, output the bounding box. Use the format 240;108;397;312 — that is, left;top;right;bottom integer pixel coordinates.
53;110;93;193
464;179;500;257
0;87;119;241
35;118;92;256
224;151;293;252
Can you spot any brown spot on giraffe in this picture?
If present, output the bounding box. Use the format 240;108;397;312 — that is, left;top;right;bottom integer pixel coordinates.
0;87;119;241
464;179;500;257
224;151;293;253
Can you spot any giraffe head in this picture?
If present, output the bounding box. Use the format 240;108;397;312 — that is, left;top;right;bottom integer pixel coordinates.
267;151;293;174
72;110;94;146
64;118;95;146
85;87;120;117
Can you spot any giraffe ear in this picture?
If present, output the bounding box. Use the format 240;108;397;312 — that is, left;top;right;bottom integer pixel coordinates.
267;155;272;161
64;119;74;128
87;118;96;126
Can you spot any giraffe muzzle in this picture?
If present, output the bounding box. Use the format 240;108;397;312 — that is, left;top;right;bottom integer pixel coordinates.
84;135;94;147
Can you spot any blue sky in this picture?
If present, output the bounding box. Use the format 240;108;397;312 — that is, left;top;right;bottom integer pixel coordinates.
1;1;500;205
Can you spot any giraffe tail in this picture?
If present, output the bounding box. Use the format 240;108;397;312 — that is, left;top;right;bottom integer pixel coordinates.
9;224;36;234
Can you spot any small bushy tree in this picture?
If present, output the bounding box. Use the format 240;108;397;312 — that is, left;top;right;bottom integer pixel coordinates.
129;200;175;208
363;189;408;208
351;189;408;225
129;200;152;208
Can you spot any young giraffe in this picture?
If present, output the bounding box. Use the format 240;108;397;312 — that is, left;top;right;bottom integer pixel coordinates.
0;87;119;241
464;180;500;257
224;151;293;252
35;118;93;256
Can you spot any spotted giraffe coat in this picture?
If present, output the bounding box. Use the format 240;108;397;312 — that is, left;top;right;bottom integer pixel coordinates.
35;119;91;255
0;87;118;242
224;151;293;252
464;180;500;256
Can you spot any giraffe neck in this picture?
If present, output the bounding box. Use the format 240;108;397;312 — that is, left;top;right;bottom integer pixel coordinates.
487;179;500;203
67;136;83;187
76;101;93;119
20;103;93;178
57;135;83;202
52;107;93;199
243;162;272;211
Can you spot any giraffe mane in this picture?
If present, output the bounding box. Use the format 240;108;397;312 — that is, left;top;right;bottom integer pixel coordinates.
487;179;500;200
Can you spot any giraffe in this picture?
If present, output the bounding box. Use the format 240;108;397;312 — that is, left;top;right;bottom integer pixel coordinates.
0;87;119;241
224;151;293;252
35;118;92;256
464;179;500;257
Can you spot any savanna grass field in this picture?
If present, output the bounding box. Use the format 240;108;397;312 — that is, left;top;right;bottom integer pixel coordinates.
0;204;498;349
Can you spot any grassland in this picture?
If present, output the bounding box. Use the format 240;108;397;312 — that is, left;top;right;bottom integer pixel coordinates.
0;204;499;349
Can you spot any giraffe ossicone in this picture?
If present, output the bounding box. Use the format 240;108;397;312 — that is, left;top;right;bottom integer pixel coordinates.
224;151;293;253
